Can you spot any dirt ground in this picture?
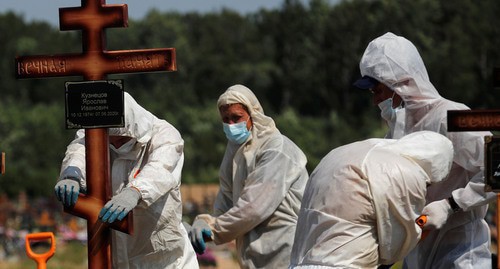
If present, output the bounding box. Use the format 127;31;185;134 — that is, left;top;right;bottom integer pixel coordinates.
180;183;220;206
210;246;240;269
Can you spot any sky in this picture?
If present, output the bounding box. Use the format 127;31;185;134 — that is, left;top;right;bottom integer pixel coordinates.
0;0;290;26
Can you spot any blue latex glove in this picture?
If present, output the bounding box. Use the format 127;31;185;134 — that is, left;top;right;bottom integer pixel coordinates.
54;179;80;207
99;187;141;223
189;218;213;254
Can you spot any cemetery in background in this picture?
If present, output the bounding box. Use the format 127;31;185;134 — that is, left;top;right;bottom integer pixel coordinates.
0;184;240;269
0;186;496;268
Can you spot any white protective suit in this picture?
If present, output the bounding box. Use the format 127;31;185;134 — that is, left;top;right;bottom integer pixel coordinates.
289;131;454;269
59;92;198;269
195;84;309;269
359;32;495;268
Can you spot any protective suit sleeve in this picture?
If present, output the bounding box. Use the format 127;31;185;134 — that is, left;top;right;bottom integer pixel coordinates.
213;189;233;217
452;172;497;212
213;163;233;216
59;129;87;192
447;131;488;173
127;120;184;207
447;130;495;211
210;148;302;244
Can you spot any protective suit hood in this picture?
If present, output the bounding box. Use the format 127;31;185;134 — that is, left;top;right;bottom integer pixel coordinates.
109;92;156;144
217;84;279;142
382;131;454;184
369;131;454;264
359;32;441;111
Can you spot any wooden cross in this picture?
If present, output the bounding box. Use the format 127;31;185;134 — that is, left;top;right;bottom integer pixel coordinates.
15;1;176;268
447;67;500;269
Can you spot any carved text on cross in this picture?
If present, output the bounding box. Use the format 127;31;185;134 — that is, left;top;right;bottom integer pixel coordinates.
15;1;176;80
448;110;500;132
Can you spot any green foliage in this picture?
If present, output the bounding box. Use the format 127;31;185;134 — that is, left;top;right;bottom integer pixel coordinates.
1;0;500;198
0;101;71;197
165;104;227;184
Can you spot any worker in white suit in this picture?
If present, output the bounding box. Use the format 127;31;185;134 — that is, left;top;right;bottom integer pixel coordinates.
289;131;454;268
356;32;495;268
55;92;199;269
189;84;309;269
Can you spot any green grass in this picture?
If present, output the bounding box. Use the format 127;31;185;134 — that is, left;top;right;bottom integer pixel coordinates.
0;240;87;269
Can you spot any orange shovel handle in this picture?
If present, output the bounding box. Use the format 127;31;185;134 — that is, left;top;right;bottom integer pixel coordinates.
415;215;429;241
416;215;427;227
25;232;56;269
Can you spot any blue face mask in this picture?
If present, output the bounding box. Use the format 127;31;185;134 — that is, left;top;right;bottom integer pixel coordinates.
223;121;251;144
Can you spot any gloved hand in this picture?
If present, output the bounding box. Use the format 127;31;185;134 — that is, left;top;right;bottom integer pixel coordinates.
189;218;213;254
99;187;141;224
421;199;454;230
54;179;80;207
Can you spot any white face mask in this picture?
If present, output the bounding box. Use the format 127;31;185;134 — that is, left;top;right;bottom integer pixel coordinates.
378;92;405;139
110;138;137;154
378;97;396;122
378;92;403;122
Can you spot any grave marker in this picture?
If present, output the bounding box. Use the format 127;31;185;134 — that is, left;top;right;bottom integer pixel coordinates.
15;1;177;268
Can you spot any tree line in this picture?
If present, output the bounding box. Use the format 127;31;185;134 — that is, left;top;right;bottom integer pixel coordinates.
1;0;499;197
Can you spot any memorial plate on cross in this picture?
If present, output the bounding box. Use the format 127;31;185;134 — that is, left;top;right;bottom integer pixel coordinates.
65;80;125;129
